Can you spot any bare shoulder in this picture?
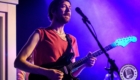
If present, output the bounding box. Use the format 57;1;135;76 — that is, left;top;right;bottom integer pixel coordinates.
29;31;40;42
16;31;40;60
14;30;41;70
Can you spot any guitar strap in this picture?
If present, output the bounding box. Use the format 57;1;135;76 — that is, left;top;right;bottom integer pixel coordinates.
66;34;75;53
63;34;75;61
65;34;79;80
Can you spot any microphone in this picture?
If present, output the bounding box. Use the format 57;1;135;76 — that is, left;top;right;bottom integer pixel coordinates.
75;7;88;20
75;7;91;24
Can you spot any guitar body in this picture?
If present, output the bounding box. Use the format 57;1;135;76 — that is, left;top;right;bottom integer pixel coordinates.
28;53;78;80
28;63;78;80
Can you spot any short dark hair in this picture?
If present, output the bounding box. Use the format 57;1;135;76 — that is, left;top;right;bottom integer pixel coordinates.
48;0;71;20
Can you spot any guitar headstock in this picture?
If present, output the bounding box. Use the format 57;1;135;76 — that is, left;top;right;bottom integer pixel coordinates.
112;36;137;47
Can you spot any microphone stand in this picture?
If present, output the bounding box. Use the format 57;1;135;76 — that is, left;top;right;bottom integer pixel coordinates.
82;18;119;80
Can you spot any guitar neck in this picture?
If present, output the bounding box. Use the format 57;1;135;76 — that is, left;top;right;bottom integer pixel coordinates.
67;43;116;70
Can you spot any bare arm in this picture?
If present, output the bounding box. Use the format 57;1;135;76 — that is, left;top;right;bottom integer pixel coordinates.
70;37;86;77
71;59;86;77
71;53;96;77
14;31;63;79
14;31;47;75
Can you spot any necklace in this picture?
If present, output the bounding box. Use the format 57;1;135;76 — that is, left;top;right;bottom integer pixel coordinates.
53;30;65;35
53;30;67;41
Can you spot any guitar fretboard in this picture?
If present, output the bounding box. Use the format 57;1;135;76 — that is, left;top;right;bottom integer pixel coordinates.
67;44;116;70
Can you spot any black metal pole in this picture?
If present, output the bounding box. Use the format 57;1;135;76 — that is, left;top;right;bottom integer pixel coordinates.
82;18;119;80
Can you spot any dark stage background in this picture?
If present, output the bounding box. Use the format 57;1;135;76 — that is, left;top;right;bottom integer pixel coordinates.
17;0;140;80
